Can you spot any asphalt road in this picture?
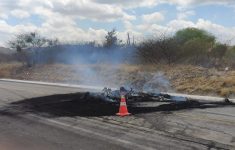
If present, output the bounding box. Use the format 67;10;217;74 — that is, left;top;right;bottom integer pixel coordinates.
0;80;234;150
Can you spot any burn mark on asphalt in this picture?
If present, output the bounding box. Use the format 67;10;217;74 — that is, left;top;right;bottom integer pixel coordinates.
3;92;235;117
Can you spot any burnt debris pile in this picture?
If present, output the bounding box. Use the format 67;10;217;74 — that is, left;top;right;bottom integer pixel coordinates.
101;87;187;103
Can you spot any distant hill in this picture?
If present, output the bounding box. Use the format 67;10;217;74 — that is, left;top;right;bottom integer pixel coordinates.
0;47;14;54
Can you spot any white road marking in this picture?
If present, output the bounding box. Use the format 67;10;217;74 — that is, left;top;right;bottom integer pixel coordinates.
0;79;112;90
0;79;234;103
164;92;235;103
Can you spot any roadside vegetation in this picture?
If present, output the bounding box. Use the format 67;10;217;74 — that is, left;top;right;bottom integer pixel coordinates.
1;28;235;97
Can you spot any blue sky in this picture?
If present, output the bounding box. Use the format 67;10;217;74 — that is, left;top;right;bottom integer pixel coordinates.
0;0;235;46
192;5;235;27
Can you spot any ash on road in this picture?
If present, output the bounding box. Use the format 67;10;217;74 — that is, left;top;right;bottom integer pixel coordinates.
0;80;235;150
8;91;234;118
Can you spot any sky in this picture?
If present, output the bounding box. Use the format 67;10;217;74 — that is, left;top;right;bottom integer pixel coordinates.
0;0;235;46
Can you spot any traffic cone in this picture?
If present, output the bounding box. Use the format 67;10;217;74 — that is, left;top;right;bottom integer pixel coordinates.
116;95;131;117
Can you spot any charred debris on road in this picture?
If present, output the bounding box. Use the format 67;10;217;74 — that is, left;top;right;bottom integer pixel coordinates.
101;87;187;103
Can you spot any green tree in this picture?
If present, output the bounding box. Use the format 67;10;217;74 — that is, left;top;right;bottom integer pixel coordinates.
175;28;215;45
181;38;211;65
8;32;48;51
175;28;216;65
8;32;58;66
104;29;118;48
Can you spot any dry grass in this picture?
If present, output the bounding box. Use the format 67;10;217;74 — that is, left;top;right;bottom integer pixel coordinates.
0;62;22;78
116;64;235;97
163;65;235;97
1;62;234;97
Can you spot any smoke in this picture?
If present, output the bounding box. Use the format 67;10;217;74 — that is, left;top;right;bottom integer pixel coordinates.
142;72;172;93
126;71;173;93
31;44;137;87
27;44;174;93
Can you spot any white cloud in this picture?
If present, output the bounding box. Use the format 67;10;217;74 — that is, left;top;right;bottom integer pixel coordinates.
0;19;39;45
124;18;235;45
142;12;164;23
49;0;136;22
161;0;235;8
0;13;8;19
195;19;235;44
80;0;235;9
167;19;195;30
190;0;235;6
10;9;30;19
91;0;158;8
166;18;234;42
1;0;136;22
0;0;139;46
91;0;235;9
0;0;235;46
177;10;195;19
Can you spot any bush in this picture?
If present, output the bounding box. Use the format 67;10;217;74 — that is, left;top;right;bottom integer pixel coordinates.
225;46;235;67
210;43;227;60
137;36;181;65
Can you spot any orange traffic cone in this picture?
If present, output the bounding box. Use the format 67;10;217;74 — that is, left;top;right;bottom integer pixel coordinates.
116;95;131;117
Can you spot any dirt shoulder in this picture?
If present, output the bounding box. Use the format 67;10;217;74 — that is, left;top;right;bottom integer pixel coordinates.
1;63;234;98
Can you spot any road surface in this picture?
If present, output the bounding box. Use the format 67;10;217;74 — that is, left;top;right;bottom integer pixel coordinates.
0;79;234;150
